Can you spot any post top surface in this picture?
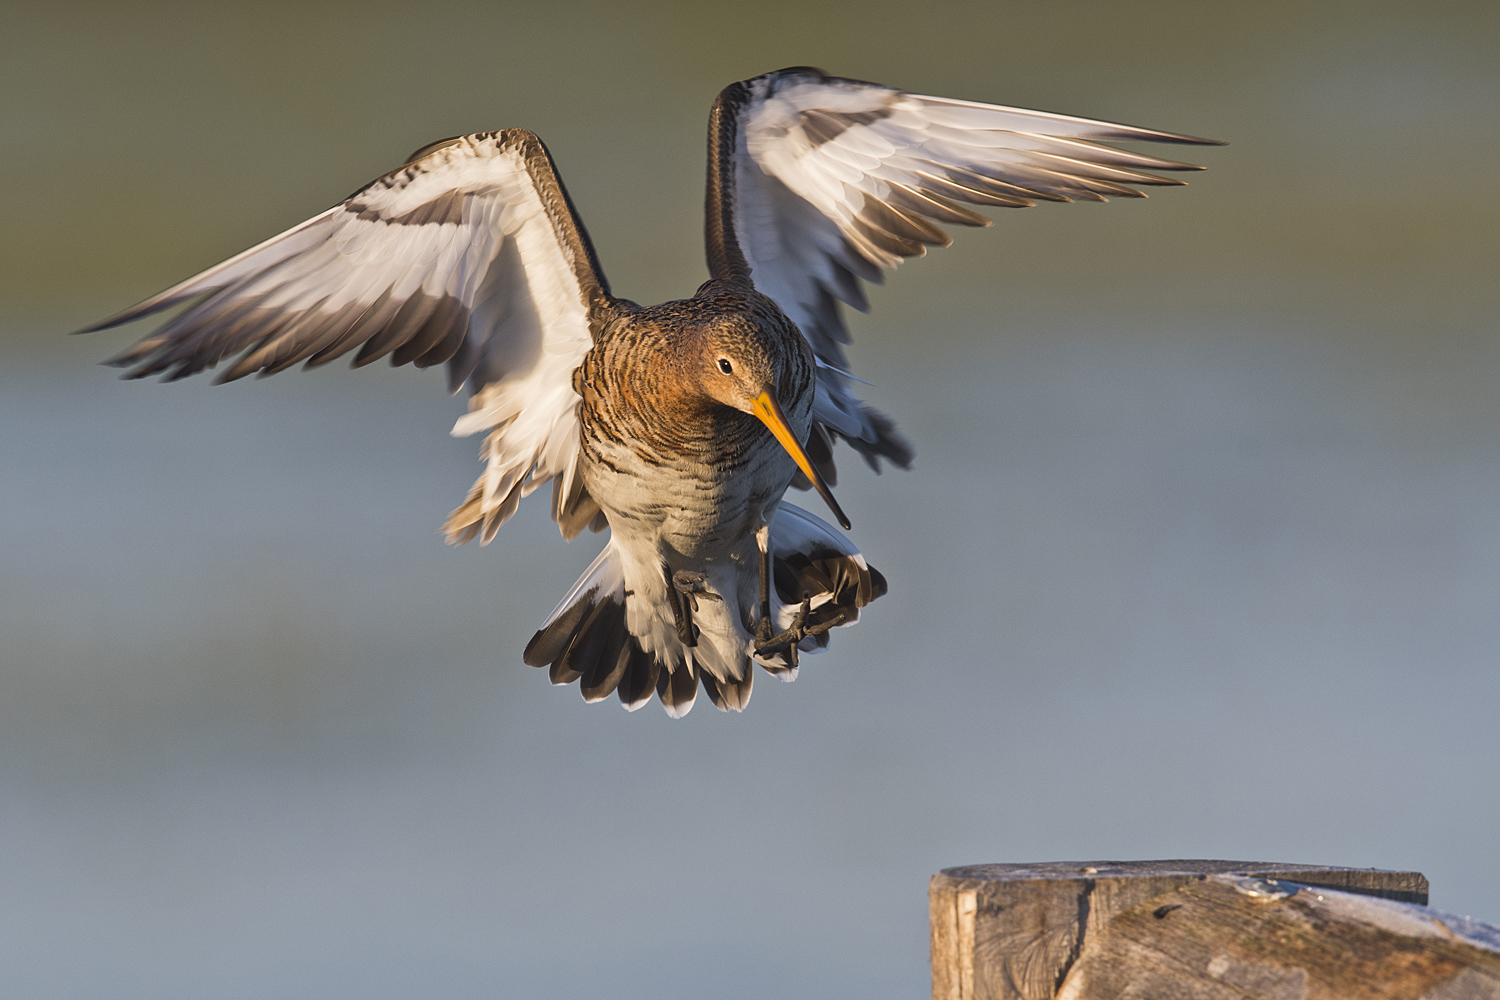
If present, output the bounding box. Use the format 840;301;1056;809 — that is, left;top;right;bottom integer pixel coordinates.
938;860;1421;882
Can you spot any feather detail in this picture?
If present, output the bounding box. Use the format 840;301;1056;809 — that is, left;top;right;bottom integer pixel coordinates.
85;130;619;546
522;504;887;716
705;66;1219;477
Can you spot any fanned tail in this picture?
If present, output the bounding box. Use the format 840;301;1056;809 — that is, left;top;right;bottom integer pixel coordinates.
523;505;886;717
523;540;665;713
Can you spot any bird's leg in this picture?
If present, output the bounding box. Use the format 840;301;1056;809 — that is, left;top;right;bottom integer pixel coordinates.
754;579;851;667
754;525;774;646
750;523;846;665
756;598;808;667
754;598;849;667
671;570;722;613
664;564;698;647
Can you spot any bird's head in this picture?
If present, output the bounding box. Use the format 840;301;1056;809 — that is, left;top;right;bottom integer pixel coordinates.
691;319;850;530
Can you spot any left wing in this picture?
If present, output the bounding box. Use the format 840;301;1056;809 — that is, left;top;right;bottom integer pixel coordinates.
83;130;620;544
705;66;1222;474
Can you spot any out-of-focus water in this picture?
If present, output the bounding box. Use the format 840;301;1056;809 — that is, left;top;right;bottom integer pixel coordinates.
4;313;1499;998
3;2;1499;997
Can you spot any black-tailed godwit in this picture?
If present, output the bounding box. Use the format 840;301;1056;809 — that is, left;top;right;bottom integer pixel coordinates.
84;67;1219;716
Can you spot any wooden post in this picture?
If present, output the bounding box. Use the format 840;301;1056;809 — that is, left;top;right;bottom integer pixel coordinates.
930;861;1500;1000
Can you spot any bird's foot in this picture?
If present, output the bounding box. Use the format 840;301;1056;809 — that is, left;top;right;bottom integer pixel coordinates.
754;598;847;668
671;570;722;613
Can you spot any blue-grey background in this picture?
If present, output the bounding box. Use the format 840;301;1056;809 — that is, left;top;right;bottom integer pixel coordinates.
3;2;1497;997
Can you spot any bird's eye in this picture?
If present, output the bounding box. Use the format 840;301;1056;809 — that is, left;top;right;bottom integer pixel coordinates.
717;358;733;374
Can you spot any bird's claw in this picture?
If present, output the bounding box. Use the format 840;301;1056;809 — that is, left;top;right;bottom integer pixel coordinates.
671;570;722;613
754;598;847;667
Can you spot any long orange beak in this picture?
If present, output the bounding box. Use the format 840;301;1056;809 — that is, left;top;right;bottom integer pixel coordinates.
751;390;851;530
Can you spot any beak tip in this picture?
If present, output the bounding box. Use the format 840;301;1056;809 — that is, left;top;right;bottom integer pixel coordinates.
753;390;852;533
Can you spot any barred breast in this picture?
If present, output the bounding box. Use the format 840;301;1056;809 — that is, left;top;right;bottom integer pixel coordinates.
573;289;816;559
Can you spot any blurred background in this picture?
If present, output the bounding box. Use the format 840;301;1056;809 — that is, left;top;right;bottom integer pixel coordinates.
3;1;1498;996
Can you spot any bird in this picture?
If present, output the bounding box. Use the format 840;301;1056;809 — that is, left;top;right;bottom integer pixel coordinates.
83;66;1219;717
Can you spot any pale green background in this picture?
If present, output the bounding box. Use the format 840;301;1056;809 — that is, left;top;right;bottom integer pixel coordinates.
2;2;1498;997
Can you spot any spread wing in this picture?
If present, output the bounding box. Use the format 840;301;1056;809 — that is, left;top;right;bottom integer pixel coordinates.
705;66;1222;473
84;130;618;545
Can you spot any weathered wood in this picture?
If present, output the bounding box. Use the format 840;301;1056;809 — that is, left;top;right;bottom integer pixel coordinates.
928;860;1495;1000
1060;874;1500;1000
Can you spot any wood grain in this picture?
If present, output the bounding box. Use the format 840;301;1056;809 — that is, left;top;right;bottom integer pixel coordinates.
1058;874;1500;1000
929;861;1465;1000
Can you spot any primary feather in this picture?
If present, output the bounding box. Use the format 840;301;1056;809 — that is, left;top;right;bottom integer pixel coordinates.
707;66;1219;472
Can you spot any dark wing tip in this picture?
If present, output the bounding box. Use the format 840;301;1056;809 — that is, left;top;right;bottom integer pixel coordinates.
212;367;254;386
75;304;156;335
100;348;142;368
1098;122;1226;148
1148;132;1227;147
766;65;831;82
75;306;143;335
403;135;466;165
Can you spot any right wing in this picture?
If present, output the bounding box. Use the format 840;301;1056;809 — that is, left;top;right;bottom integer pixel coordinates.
705;67;1221;475
83;130;619;544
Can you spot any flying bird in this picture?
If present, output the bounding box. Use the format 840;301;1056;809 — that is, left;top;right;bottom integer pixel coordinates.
84;67;1219;717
